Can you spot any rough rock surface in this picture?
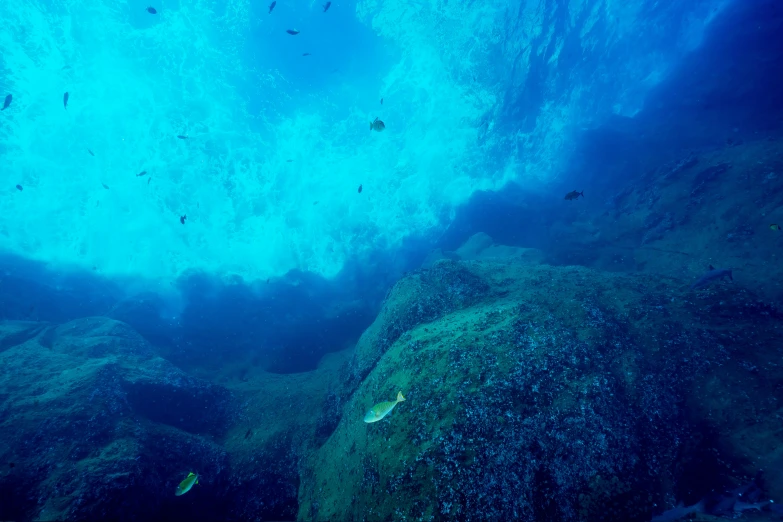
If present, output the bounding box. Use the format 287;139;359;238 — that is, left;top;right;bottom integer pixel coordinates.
298;259;783;521
422;232;544;269
0;317;233;521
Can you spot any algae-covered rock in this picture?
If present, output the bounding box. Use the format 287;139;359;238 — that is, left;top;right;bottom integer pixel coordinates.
299;260;783;521
220;349;351;521
0;317;233;521
347;260;492;387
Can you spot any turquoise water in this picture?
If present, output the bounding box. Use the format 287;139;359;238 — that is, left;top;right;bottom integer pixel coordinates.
1;0;725;287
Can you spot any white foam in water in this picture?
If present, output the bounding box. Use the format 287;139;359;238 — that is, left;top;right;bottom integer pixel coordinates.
0;0;727;285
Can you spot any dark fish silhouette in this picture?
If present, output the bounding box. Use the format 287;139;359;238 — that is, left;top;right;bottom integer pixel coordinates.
358;184;362;193
147;6;157;14
380;98;383;105
63;92;69;109
268;1;276;14
323;2;331;12
180;215;186;224
1;94;11;111
564;190;583;200
102;183;109;190
370;117;385;131
147;177;151;184
8;462;14;468
15;184;22;191
177;135;188;139
245;428;253;439
88;149;95;156
137;171;147;177
286;29;300;35
302;53;311;56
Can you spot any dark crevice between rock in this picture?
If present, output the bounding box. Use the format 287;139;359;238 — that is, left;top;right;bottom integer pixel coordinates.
124;381;231;436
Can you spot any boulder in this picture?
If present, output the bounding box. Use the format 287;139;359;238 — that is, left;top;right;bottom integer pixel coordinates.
423;233;544;269
298;260;783;521
0;317;233;521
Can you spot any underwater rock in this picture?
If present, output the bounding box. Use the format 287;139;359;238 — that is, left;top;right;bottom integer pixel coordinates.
347;259;492;387
221;349;352;521
454;232;494;259
641;212;674;245
0;317;233;521
422;233;543;270
455;232;544;263
420;248;459;269
298;260;783;521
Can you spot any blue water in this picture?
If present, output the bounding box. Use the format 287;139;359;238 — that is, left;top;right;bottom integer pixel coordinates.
0;0;728;286
2;0;783;520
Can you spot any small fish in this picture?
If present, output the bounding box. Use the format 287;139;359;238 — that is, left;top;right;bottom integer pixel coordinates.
370;117;385;132
180;215;186;224
8;462;14;468
268;1;276;14
286;159;293;163
266;278;270;284
302;53;311;57
102;183;109;190
770;224;780;231
88;149;95;156
175;472;198;496
690;264;733;290
564;190;583;200
313;201;319;205
147;177;151;184
286;29;300;35
177;135;188;139
244;428;253;440
358;184;362;193
364;391;405;423
1;94;11;111
146;6;157;14
323;1;331;12
63;92;69;109
380;97;383;105
137;171;147;177
15;184;22;191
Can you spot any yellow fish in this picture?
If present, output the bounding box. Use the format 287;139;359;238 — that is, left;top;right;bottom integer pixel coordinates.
364;391;405;423
175;472;198;496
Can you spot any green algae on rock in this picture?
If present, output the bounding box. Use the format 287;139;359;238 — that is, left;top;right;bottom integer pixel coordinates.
0;317;232;521
298;259;783;521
